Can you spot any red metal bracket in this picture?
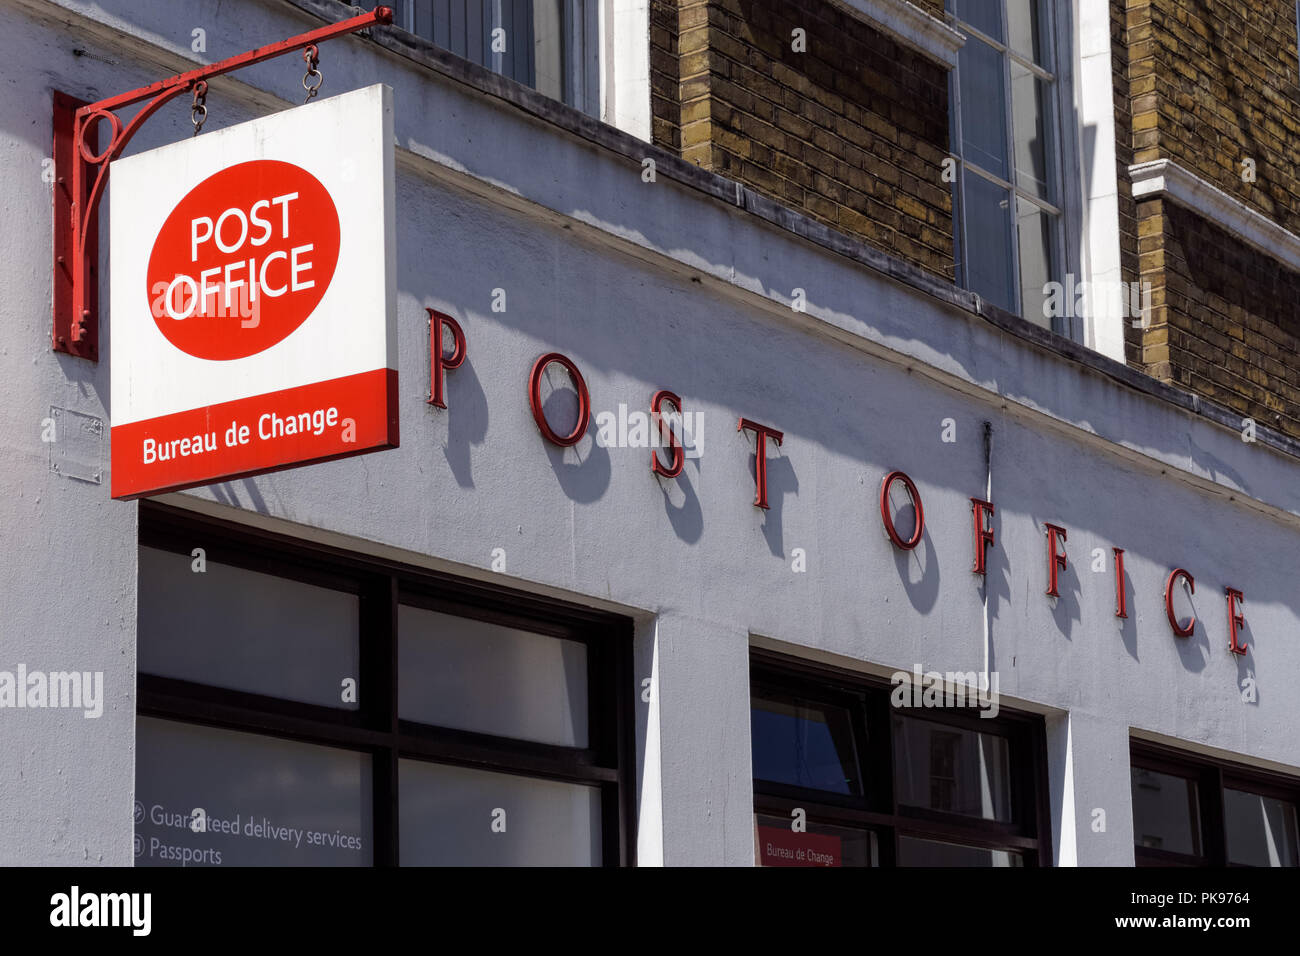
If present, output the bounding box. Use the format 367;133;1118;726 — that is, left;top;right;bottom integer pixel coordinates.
52;5;394;361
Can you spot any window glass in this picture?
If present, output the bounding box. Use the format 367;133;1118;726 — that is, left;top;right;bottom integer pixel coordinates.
138;546;359;709
949;0;1064;328
754;813;877;867
134;716;372;866
1131;767;1201;855
950;0;1003;42
750;659;1046;867
398;604;588;747
1016;198;1056;328
532;0;565;101
1224;788;1300;867
898;836;1023;867
398;759;601;865
750;694;862;795
892;716;1014;821
1011;62;1053;200
958;38;1010;181
1006;0;1047;66
961;172;1016;312
389;1;586;109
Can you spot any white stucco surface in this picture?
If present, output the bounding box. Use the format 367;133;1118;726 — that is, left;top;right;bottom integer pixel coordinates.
2;0;1298;865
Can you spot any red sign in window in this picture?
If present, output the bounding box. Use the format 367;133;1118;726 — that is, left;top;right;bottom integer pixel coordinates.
756;826;842;867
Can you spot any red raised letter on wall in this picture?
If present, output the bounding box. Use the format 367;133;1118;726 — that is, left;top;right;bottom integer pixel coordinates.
1226;587;1248;656
1113;547;1128;619
528;352;591;446
651;390;684;479
1045;524;1068;597
1164;568;1196;637
737;418;783;509
880;471;925;551
970;498;994;574
426;308;466;409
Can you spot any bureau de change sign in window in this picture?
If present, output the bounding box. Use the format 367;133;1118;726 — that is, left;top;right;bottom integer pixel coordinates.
109;83;397;499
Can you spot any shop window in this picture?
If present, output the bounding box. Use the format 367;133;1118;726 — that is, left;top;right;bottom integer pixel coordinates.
946;0;1069;333
135;717;373;866
397;603;588;747
749;652;1050;867
1131;742;1300;867
137;545;360;709
387;0;599;114
750;692;863;796
135;503;633;866
893;716;1014;822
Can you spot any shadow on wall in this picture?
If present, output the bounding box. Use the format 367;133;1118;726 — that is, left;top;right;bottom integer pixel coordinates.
890;502;940;614
657;460;704;544
540;384;611;504
441;353;490;488
750;448;797;558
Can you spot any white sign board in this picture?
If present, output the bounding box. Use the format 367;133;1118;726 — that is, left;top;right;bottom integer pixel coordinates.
109;84;397;499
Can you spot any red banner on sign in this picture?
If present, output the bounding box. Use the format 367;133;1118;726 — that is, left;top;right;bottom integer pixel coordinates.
756;826;842;867
110;368;398;499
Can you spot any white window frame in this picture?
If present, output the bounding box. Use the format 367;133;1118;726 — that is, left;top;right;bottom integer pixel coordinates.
948;0;1083;340
388;1;601;116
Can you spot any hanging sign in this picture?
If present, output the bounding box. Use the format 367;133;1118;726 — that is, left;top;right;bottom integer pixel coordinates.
109;84;397;499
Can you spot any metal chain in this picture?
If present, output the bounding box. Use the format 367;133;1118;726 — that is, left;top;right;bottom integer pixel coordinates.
302;45;323;104
190;80;208;136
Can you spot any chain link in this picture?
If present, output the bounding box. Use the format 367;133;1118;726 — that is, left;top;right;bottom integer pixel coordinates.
302;45;323;104
190;80;208;136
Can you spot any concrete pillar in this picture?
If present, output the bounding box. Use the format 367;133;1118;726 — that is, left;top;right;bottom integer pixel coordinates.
634;612;754;865
1047;710;1135;866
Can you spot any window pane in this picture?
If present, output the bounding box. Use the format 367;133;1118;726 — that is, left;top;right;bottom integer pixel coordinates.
898;836;1023;867
949;0;1003;42
960;171;1016;311
754;813;877;867
396;1;576;105
958;38;1010;180
1016;198;1057;328
1131;767;1201;855
134;716;372;866
1224;788;1300;866
1007;0;1048;66
398;604;588;747
399;759;601;865
750;694;862;795
138;546;359;709
533;0;564;101
1011;64;1054;200
892;716;1014;821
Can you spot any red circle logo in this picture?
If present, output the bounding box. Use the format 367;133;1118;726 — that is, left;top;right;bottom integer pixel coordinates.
146;159;340;361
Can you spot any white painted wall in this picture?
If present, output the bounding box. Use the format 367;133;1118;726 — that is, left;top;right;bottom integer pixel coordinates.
3;0;1300;867
1074;0;1128;362
601;0;651;140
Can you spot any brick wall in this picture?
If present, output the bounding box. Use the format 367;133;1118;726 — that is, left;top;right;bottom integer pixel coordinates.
650;0;954;279
1142;198;1300;433
1119;0;1300;437
1133;0;1300;228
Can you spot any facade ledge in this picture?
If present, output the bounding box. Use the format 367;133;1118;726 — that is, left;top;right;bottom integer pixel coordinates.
1129;158;1300;275
825;0;965;69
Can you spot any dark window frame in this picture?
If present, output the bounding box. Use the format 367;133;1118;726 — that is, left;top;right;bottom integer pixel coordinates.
137;501;635;866
751;649;1053;866
1131;739;1300;868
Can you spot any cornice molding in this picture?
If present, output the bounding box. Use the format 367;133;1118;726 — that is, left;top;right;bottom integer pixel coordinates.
1129;158;1300;275
826;0;966;69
